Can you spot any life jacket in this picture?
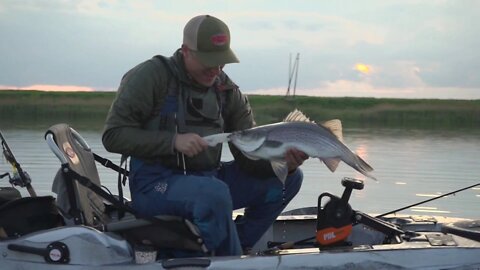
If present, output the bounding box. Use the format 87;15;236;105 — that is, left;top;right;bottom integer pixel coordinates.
143;55;228;171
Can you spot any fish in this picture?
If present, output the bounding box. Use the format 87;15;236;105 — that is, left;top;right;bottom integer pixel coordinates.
203;109;376;183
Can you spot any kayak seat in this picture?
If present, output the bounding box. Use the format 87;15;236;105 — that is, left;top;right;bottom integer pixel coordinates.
45;123;208;254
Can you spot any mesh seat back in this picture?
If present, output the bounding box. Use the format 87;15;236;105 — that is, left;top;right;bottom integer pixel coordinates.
48;123;109;226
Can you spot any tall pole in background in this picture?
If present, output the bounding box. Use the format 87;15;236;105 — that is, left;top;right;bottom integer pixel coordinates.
293;53;299;98
286;53;300;99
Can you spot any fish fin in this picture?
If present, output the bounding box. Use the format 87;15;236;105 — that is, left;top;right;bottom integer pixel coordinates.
231;135;265;152
354;154;378;182
322;158;341;172
321;119;343;142
270;160;289;184
233;140;264;152
203;133;231;147
283;109;315;123
241;151;261;160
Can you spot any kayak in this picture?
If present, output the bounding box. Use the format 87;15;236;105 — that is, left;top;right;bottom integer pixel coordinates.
1;124;479;269
1;207;479;269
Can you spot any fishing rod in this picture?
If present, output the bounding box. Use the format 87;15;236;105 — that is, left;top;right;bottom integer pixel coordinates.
266;180;480;251
0;131;37;197
376;181;480;218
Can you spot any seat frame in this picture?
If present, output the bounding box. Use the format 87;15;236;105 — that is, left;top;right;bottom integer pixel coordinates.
45;123;208;253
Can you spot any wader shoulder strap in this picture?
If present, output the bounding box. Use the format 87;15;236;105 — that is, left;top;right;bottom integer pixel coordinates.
92;152;129;220
93;153;129;176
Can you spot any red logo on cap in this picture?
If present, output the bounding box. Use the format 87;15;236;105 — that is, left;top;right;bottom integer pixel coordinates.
211;34;228;46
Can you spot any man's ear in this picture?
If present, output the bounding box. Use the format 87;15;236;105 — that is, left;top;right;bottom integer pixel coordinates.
181;45;190;57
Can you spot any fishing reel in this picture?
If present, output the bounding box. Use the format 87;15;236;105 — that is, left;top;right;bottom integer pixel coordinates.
316;177;363;246
0;170;32;188
316;177;405;246
1;132;37;197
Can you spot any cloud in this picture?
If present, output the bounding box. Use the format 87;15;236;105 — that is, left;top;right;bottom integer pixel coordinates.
0;84;95;92
246;79;480;100
1;1;479;99
231;11;386;50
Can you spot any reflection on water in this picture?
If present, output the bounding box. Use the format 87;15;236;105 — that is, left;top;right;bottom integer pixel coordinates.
1;127;479;218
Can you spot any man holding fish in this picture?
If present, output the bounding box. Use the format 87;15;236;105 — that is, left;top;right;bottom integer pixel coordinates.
102;15;307;256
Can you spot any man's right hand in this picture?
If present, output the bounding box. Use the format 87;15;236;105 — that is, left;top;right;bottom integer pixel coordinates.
174;133;209;157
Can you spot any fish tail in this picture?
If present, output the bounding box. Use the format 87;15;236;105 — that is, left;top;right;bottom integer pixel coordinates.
354;154;377;181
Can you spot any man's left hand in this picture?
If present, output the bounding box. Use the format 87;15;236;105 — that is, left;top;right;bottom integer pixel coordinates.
285;148;309;173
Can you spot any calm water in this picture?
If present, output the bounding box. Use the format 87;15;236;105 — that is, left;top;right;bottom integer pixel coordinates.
1;127;479;218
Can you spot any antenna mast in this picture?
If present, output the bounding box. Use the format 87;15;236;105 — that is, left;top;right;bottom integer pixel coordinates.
286;53;300;98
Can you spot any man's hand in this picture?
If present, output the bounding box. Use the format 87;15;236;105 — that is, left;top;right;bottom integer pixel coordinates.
285;148;309;173
174;133;209;157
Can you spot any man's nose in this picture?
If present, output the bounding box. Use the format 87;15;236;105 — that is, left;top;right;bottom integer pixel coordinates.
207;65;222;75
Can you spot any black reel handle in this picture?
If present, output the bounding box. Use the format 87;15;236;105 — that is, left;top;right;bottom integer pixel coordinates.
341;177;364;201
317;177;364;227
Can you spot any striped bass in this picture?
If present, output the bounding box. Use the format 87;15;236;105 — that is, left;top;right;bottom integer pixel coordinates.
204;110;376;183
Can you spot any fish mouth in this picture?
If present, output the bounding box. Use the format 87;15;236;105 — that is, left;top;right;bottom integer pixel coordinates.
227;132;238;140
202;133;232;147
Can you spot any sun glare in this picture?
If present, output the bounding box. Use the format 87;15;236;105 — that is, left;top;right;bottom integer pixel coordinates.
355;63;371;74
354;144;368;159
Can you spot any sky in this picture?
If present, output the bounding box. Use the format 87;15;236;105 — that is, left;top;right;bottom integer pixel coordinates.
0;0;479;99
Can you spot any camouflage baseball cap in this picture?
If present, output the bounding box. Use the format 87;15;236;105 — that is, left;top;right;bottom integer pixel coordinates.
183;15;239;67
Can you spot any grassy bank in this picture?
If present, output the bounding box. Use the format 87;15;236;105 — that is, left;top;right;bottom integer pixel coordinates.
0;90;113;129
249;95;480;128
1;90;479;129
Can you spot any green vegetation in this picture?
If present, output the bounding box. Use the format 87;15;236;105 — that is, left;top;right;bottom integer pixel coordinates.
1;90;479;130
249;95;480;128
0;90;113;129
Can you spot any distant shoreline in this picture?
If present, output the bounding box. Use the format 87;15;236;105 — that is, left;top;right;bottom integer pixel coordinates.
1;90;479;129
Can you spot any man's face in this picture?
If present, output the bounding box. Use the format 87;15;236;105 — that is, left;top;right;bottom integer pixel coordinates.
183;46;224;87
